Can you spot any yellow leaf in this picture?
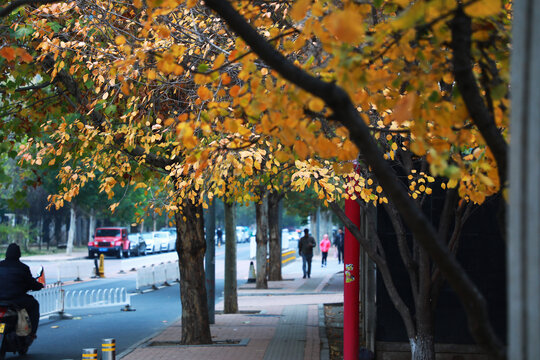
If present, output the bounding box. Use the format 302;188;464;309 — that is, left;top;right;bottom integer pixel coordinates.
442;73;453;84
290;0;311;21
115;35;126;45
395;0;411;7
275;151;291;163
324;10;365;44
134;183;146;190
213;53;226;69
308;98;325;112
464;0;501;17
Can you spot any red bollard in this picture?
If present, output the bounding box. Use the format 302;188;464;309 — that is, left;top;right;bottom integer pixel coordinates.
344;197;360;360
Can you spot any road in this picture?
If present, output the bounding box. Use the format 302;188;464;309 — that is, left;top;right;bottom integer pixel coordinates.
6;243;254;359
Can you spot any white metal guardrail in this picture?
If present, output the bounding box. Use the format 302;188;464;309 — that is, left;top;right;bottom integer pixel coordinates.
31;262;180;317
30;282;64;317
31;283;131;318
64;288;130;309
136;261;180;292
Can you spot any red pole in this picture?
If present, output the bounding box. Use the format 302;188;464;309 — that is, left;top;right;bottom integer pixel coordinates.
344;197;360;360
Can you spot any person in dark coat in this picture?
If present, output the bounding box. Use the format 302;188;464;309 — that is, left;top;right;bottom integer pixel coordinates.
298;229;316;278
0;243;43;337
216;227;223;246
334;228;345;264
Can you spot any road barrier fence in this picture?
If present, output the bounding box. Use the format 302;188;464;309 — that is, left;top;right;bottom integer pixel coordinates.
136;260;180;292
31;283;131;318
31;282;64;317
64;287;130;310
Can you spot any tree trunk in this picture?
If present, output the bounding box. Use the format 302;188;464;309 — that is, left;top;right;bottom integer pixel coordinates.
66;204;76;255
175;200;212;344
255;194;268;289
88;209;96;244
224;200;238;313
268;191;282;281
310;209;320;255
410;333;436;360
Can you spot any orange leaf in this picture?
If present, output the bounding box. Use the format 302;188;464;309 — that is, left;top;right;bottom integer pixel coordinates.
229;85;241;97
221;73;231;85
15;48;33;63
197;86;212;101
0;47;16;61
294;140;309;159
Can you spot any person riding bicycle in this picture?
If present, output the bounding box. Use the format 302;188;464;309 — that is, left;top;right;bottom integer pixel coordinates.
0;243;44;338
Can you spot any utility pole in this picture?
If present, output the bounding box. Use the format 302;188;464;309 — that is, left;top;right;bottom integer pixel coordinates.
509;2;540;358
205;200;216;324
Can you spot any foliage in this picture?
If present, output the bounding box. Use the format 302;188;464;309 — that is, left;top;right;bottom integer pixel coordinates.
0;223;38;246
0;0;510;354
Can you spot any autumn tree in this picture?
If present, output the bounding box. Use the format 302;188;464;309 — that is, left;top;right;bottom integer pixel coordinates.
0;0;511;357
193;1;510;359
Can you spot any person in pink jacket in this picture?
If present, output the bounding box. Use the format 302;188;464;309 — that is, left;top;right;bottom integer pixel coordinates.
319;234;332;267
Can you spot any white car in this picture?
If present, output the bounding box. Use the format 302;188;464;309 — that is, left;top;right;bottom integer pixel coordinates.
160;227;177;251
167;232;176;252
153;231;171;252
141;232;156;254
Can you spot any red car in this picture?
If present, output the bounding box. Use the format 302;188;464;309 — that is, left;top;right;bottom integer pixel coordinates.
88;227;131;259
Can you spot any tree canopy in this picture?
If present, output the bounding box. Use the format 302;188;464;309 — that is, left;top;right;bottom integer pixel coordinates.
0;0;510;356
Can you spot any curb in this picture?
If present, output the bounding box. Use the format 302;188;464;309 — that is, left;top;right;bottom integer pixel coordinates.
117;322;177;359
319;303;330;360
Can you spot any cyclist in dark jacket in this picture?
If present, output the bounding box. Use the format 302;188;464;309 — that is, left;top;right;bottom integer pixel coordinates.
0;243;43;337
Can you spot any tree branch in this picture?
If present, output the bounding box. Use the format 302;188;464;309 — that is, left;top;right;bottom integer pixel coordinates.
450;8;508;188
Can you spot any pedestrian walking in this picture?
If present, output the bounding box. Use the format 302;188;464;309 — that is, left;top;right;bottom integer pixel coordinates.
298;229;316;278
216;227;223;247
334;228;345;264
319;234;331;267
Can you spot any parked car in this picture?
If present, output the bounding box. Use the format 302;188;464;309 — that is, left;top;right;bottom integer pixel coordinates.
153;231;171;252
160;227;177;251
128;233;146;256
88;227;130;259
141;232;156;254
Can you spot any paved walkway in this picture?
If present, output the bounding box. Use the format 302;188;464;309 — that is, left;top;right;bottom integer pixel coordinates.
119;255;344;360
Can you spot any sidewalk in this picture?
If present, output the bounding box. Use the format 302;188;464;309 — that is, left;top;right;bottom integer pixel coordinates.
120;255;344;360
20;251;88;262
